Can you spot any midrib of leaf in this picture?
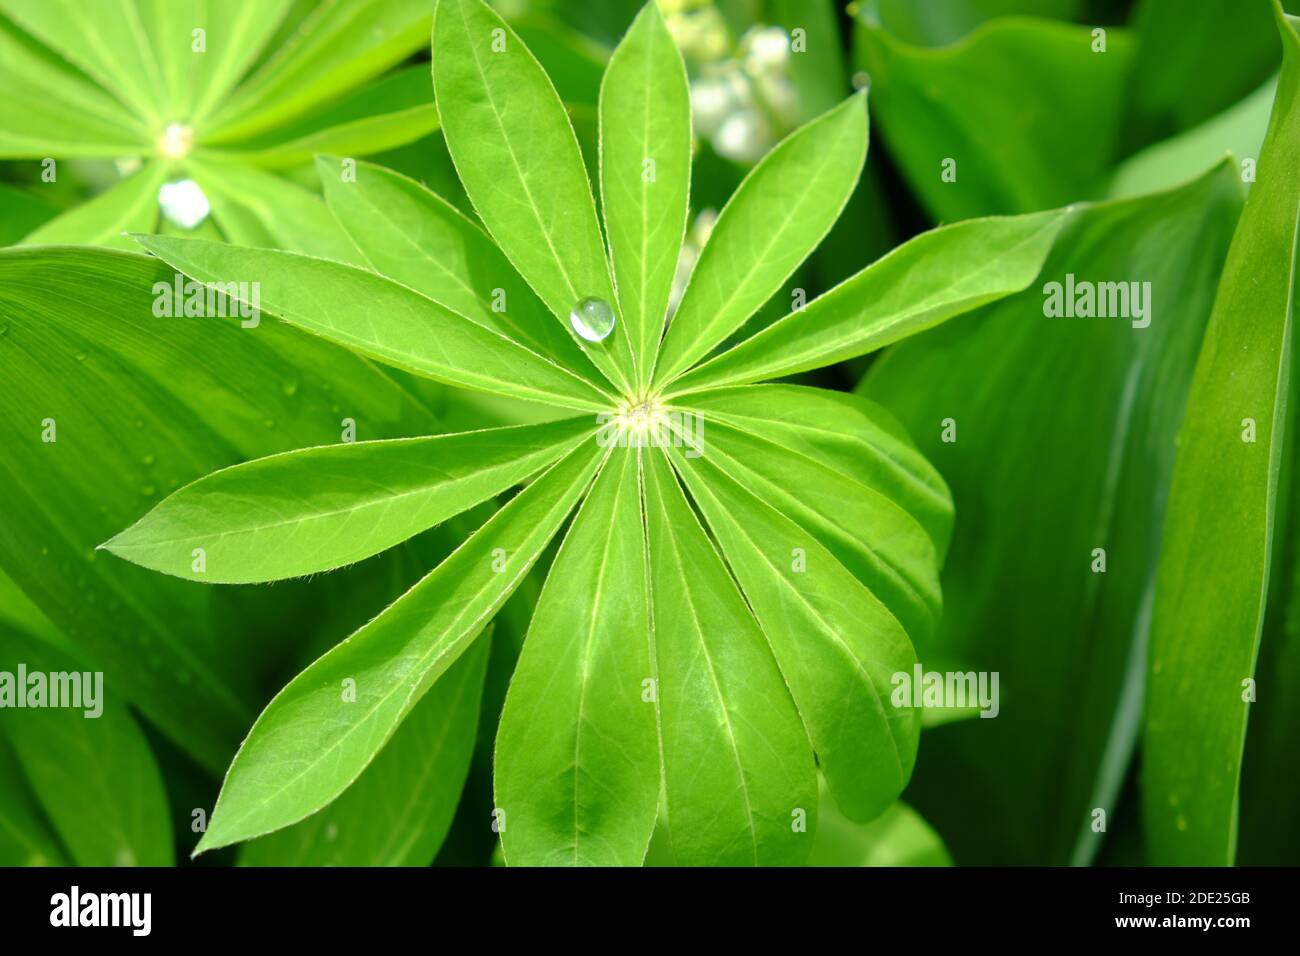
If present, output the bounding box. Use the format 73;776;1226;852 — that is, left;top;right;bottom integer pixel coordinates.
654;452;760;864
123;0;166;122
205;447;603;845
456;0;631;396
653;115;855;387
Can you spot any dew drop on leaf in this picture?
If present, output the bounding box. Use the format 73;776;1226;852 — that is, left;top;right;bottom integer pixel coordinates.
569;296;616;343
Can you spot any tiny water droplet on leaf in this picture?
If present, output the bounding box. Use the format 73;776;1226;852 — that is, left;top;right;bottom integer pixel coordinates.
569;296;616;343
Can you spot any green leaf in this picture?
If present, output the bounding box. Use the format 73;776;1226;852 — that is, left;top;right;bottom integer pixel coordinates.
0;246;438;773
433;0;634;394
316;156;595;374
202;0;431;143
495;448;658;866
0;625;173;866
152;0;297;128
668;446;920;822
104;418;594;584
1109;77;1275;200
0;0;168;125
852;8;1135;220
239;634;489;866
652;93;868;387
862;162;1244;863
669;209;1066;393
131;234;614;412
188;159;361;263
0;735;67;866
21;161;165;249
598;1;691;392
213;67;439;169
808;784;951;867
684;415;941;642
1143;7;1300;866
642;451;816;866
0;16;147;156
195;441;603;853
676;385;953;560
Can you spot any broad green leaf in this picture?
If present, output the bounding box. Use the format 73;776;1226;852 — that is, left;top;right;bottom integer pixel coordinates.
852;8;1134;220
202;0;431;143
865;0;1082;47
1124;0;1285;148
643;451;816;866
599;2;690;392
188;159;361;263
0;736;67;866
652;93;868;387
668;447;920;822
808;785;951;867
433;0;633;394
0;626;173;866
104;418;593;584
0;17;147;156
1109;77;1275;200
195;442;604;853
0;246;438;772
132;234;614;412
669;210;1066;393
676;385;952;559
495;448;657;866
316;156;595;374
21;161;166;250
862;162;1244;864
686;417;941;642
1143;7;1300;866
213;67;439;169
0;0;167;125
240;635;489;866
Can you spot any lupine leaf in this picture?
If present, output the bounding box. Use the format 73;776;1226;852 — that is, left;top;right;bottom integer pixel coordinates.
652;93;868;387
433;0;634;394
668;209;1066;393
21;162;165;249
104;418;594;584
131;234;614;411
643;450;816;866
495;448;658;866
195;441;603;852
598;1;690;392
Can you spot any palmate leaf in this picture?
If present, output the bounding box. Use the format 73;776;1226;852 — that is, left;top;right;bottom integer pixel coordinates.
2;0;433;250
1143;4;1300;866
112;0;1068;863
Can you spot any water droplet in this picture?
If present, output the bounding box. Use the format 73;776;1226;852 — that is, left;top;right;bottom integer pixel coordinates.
141;484;156;496
158;178;210;230
74;352;86;362
263;418;276;429
281;379;299;397
569;296;616;343
141;453;155;466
